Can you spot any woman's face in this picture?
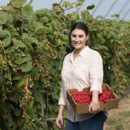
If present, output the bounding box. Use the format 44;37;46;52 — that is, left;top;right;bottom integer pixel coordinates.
70;29;89;50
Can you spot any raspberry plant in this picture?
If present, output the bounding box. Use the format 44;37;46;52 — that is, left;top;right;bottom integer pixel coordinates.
0;0;130;130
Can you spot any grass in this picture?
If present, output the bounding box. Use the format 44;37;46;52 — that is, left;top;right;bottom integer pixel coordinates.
119;111;130;118
115;124;124;130
105;119;117;125
104;111;130;130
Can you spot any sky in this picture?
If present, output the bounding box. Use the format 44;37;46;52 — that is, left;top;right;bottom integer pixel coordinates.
0;0;130;21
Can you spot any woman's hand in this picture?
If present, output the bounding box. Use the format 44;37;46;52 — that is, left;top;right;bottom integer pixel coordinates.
89;90;100;114
56;114;64;129
88;100;100;114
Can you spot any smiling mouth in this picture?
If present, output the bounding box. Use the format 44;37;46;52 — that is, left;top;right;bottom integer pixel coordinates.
74;42;81;44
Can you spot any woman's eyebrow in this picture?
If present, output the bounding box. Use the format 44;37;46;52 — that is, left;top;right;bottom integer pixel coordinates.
71;34;84;36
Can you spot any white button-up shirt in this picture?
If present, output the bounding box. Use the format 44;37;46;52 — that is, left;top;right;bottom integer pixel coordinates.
58;46;107;122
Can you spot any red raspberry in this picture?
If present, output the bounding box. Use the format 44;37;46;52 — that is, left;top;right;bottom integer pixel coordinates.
30;96;33;100
23;90;26;94
24;103;27;107
35;51;38;54
22;107;25;111
20;71;22;74
22;115;25;119
35;63;38;66
6;112;8;115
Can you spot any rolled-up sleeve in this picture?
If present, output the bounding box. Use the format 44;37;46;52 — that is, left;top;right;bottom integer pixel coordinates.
58;55;68;106
89;53;103;94
58;81;66;106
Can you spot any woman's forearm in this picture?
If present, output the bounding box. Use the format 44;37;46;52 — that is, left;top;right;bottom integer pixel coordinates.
58;105;65;116
92;90;99;102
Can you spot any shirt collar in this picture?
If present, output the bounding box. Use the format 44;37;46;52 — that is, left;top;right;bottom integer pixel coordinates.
69;46;89;62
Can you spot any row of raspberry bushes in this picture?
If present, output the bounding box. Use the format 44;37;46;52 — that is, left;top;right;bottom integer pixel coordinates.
0;0;130;130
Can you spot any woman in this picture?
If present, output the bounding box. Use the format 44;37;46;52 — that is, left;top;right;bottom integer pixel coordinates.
56;22;107;130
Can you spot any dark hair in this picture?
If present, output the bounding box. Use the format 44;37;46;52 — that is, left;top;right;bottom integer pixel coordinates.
69;22;90;46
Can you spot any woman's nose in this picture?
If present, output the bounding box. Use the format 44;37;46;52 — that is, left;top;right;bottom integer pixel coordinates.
75;37;79;41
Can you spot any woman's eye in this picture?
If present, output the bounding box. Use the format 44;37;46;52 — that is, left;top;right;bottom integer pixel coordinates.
79;35;83;38
72;35;76;38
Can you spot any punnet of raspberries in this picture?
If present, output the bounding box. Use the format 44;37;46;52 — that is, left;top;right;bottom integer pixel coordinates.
72;89;113;105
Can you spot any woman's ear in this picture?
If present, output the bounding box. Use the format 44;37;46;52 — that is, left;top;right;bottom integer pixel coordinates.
86;34;89;41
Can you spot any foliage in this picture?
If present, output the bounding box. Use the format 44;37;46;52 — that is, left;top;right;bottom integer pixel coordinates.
0;0;130;129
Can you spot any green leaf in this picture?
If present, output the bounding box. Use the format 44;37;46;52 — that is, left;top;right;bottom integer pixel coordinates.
59;34;69;42
0;73;4;86
26;54;32;61
96;15;103;19
3;37;11;47
71;12;79;20
26;99;34;114
87;4;95;10
52;3;64;13
8;14;14;23
14;108;21;116
35;8;47;17
14;57;27;65
0;6;12;11
40;16;49;24
22;33;32;44
11;0;27;8
14;54;31;65
0;11;8;24
62;1;73;9
0;30;10;38
34;26;46;35
5;46;14;54
77;0;84;4
72;2;79;5
12;76;21;80
21;4;33;17
16;80;25;89
53;24;61;31
21;62;32;72
81;10;90;19
12;39;26;48
75;3;81;8
111;14;119;19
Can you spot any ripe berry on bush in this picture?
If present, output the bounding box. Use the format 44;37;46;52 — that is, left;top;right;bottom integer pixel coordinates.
22;115;25;119
23;90;26;94
22;107;25;111
24;103;27;107
6;112;8;115
14;70;17;73
30;85;33;88
35;51;38;54
6;93;9;96
23;84;26;87
30;96;33;100
20;71;22;74
35;63;38;66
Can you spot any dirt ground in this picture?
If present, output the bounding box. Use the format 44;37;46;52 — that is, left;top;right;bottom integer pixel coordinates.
103;94;130;130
